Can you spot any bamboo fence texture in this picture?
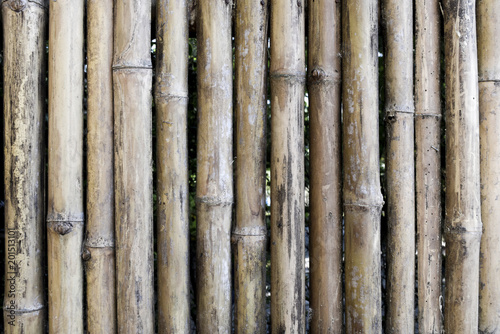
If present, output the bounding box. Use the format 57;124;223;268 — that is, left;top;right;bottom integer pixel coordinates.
1;1;499;333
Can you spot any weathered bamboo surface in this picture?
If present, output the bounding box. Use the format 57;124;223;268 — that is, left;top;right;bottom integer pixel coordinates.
443;0;482;333
2;0;47;332
343;0;383;332
196;0;234;332
415;0;442;332
47;0;85;332
233;0;268;332
383;0;415;332
478;0;500;332
113;0;154;332
84;0;116;332
155;0;190;331
270;0;306;332
307;0;342;332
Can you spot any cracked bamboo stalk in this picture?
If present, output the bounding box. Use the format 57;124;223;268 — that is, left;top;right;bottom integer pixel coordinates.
233;0;268;332
383;0;415;332
307;0;342;331
270;0;306;331
155;0;190;331
113;0;154;332
83;0;116;332
196;0;233;332
2;0;47;331
415;0;442;332
443;0;482;333
478;0;500;332
342;0;383;332
47;0;85;332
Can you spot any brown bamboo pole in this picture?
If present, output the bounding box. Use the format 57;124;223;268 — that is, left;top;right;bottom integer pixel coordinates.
83;0;116;332
47;0;85;332
2;0;47;331
195;0;233;332
113;0;154;332
155;0;190;331
415;0;442;332
342;0;383;332
478;1;500;332
443;0;482;333
307;0;342;331
233;0;268;332
382;0;415;332
269;0;305;332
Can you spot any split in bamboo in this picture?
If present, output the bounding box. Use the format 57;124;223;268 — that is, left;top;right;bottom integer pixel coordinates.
113;0;154;332
307;0;342;331
47;0;85;332
84;0;116;332
415;0;443;332
233;0;268;332
155;0;190;331
270;0;306;332
342;0;383;332
2;0;47;331
477;0;500;332
383;0;415;332
196;0;233;332
443;0;482;333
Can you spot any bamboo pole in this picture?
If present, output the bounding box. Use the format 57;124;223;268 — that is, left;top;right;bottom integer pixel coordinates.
233;0;268;332
307;0;342;331
113;0;154;332
47;0;85;332
342;0;383;332
195;0;233;332
443;0;482;333
83;0;116;332
415;0;442;332
478;1;500;332
155;0;190;331
382;0;415;332
269;0;306;332
2;0;47;332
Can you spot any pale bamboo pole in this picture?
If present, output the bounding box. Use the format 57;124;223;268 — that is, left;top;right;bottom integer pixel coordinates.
307;0;342;331
113;0;154;332
233;0;268;332
342;0;383;332
383;0;415;332
47;0;85;332
478;1;500;332
415;0;442;332
195;0;233;332
269;0;305;332
2;0;47;332
155;0;190;331
83;0;115;332
443;0;482;333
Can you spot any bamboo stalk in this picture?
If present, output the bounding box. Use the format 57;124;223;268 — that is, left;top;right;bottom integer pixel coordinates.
2;0;47;331
233;0;268;332
307;0;342;331
443;0;482;333
382;0;415;332
342;0;383;332
84;0;116;332
269;0;306;331
195;0;233;332
155;0;190;331
415;0;442;332
478;1;500;332
113;1;154;332
47;0;85;332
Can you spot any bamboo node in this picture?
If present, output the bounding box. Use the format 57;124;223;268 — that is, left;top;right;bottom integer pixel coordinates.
48;221;77;235
82;248;91;261
232;226;267;237
307;67;341;85
196;196;233;206
7;0;26;11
